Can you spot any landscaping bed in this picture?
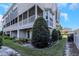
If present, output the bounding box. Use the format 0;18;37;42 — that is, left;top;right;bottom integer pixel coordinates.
3;39;66;56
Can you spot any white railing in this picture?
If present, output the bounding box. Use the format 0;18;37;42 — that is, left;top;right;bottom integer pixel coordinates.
3;14;43;30
23;15;35;25
28;15;35;23
37;13;43;18
23;18;28;25
19;20;23;26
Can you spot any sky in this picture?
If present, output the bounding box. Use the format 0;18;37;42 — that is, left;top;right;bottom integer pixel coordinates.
0;3;79;31
0;3;12;31
59;3;79;30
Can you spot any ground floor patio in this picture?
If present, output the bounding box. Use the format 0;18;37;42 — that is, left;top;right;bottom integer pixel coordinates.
4;28;32;39
3;28;53;39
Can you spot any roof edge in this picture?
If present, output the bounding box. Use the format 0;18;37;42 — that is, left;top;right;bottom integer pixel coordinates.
2;3;16;19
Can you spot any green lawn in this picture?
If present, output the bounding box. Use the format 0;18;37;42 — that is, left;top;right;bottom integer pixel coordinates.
3;39;66;56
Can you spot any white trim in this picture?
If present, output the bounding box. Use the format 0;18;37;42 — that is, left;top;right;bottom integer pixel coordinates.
35;4;37;19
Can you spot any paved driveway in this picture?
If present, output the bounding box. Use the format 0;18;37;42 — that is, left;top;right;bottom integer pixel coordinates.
64;42;79;56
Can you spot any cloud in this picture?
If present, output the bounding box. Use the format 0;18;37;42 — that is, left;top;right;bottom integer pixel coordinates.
58;3;68;7
60;12;68;21
58;3;79;10
58;3;68;9
69;3;79;10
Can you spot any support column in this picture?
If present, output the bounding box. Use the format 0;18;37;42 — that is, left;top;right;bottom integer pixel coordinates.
53;15;56;29
17;30;19;39
27;10;29;23
22;14;23;25
43;11;45;19
17;15;19;28
35;4;37;19
17;16;20;39
10;31;11;37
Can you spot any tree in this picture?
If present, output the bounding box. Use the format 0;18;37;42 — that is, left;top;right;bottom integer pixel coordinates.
51;29;59;42
58;30;62;40
56;24;63;33
31;17;50;48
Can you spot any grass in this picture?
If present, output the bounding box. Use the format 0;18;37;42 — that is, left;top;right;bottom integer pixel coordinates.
3;39;66;56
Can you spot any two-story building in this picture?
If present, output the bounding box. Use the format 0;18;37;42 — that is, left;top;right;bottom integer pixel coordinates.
3;3;60;39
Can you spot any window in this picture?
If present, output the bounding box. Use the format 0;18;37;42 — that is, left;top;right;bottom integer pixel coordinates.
19;14;22;21
50;18;53;21
46;11;48;15
8;22;10;26
37;6;43;16
4;25;5;28
14;17;18;23
50;18;53;26
10;19;15;25
11;21;13;25
23;11;27;20
46;11;48;19
29;6;35;17
13;19;15;24
6;16;9;23
12;7;18;19
6;24;7;27
6;22;10;27
10;17;18;25
27;31;30;38
46;16;48;19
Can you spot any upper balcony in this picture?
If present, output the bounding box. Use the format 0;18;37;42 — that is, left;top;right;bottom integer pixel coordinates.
3;5;43;31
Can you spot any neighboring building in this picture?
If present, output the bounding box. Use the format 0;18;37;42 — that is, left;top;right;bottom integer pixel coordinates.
61;28;72;38
2;3;59;39
74;29;79;49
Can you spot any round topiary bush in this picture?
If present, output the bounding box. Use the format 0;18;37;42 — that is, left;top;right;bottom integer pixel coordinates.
0;36;3;49
51;29;59;42
31;17;50;48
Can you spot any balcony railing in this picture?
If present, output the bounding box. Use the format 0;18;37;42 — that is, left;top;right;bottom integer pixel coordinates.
23;13;43;25
23;15;35;25
3;13;43;29
37;13;43;18
28;15;35;23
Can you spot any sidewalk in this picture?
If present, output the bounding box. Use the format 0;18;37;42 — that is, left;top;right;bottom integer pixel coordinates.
64;42;79;56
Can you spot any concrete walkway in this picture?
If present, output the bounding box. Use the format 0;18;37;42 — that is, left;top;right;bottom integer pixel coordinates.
0;46;20;56
64;42;79;56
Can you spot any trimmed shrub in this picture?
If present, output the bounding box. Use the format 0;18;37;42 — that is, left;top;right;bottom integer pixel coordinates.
0;36;2;49
14;39;22;44
58;30;62;40
26;38;31;43
3;36;14;40
14;38;31;44
51;29;59;42
31;17;50;48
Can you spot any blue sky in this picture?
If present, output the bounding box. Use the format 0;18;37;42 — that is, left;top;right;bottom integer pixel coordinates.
0;3;79;30
0;3;12;31
59;3;79;30
0;3;12;15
